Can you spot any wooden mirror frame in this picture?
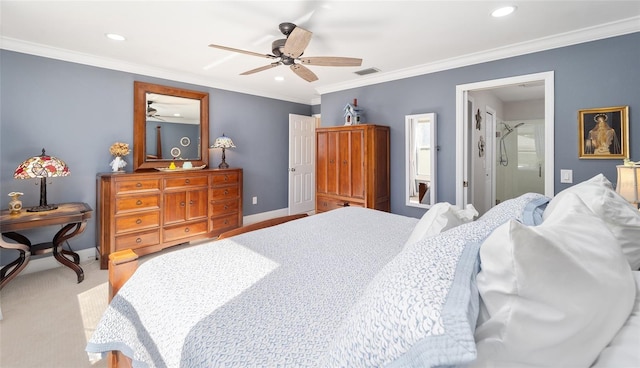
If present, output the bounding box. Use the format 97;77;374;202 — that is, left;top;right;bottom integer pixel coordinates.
133;81;209;171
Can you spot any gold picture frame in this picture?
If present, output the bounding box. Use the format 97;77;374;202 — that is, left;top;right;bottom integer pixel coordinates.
578;106;629;159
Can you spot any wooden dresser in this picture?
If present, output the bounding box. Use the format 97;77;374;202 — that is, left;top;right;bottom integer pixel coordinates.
316;124;390;213
96;168;242;269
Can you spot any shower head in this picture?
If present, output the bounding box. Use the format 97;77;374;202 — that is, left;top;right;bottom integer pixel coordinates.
501;122;524;139
502;122;524;134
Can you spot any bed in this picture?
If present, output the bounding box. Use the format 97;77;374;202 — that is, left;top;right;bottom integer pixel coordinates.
87;174;640;368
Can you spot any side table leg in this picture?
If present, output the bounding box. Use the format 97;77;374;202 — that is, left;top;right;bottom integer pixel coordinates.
52;222;87;283
0;233;31;290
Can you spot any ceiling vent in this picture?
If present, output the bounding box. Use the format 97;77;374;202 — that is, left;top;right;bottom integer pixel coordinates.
354;67;380;76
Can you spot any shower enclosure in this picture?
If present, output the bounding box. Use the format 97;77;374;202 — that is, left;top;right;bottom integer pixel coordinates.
495;119;545;204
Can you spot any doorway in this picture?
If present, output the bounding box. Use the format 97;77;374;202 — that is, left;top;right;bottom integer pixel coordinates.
455;71;555;212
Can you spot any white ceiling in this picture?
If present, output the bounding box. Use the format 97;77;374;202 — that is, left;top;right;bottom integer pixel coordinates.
2;1;639;104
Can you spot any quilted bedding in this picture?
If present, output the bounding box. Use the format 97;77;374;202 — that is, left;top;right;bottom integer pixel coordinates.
87;207;418;367
87;194;546;367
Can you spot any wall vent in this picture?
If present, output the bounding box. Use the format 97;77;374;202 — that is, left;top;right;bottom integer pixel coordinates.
354;67;380;76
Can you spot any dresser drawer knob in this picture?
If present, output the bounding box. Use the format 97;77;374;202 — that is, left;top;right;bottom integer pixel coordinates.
136;200;143;205
185;179;190;184
180;202;186;207
224;219;229;224
224;205;228;210
189;200;194;205
185;227;190;233
136;219;142;224
136;182;142;187
224;189;229;195
136;238;142;243
224;175;229;181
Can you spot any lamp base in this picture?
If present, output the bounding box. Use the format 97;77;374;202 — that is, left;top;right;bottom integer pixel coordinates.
218;161;229;169
27;204;59;212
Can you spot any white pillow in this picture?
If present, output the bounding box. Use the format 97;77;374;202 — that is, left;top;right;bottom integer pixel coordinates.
592;271;640;367
474;193;636;367
405;202;478;246
544;173;640;270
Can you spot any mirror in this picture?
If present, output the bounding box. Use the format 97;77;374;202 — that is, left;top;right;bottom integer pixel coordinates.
133;81;209;171
405;113;437;208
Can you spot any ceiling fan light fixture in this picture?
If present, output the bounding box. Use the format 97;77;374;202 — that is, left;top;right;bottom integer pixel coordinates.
105;33;126;41
491;6;517;18
274;76;285;82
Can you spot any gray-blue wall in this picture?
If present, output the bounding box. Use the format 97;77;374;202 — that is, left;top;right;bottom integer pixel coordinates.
1;32;639;262
0;50;310;263
321;32;640;218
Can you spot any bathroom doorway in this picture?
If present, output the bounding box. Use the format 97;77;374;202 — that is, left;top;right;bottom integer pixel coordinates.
455;71;555;214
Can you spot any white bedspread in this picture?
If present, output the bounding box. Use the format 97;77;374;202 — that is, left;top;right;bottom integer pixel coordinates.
86;207;418;367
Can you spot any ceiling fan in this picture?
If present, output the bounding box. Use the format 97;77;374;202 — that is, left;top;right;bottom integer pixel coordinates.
147;101;164;120
208;22;362;82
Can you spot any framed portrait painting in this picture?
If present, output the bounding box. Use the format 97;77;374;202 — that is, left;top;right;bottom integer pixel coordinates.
578;106;629;159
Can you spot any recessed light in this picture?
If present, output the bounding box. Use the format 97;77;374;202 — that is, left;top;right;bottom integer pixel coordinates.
105;33;126;41
274;76;285;82
491;6;517;18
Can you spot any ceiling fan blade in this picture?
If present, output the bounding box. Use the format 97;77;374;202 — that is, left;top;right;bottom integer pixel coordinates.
209;44;277;59
290;64;318;82
299;57;363;67
283;26;312;58
240;63;280;75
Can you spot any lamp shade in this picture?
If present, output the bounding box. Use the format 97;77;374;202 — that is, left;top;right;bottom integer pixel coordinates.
211;134;236;149
616;165;640;205
14;148;70;212
14;148;70;179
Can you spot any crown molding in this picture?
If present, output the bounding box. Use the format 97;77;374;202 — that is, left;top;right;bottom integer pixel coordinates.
0;37;312;105
2;15;638;105
315;16;640;95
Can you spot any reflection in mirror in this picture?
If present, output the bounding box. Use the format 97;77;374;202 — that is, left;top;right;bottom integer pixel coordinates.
406;113;437;208
133;82;209;171
145;93;201;160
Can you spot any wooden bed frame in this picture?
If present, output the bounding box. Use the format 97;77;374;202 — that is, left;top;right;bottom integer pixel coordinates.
105;213;308;368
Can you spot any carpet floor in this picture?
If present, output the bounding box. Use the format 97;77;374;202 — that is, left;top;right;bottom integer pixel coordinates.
0;258;109;368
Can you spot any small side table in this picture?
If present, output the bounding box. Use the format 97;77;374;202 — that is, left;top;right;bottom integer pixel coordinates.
0;202;93;290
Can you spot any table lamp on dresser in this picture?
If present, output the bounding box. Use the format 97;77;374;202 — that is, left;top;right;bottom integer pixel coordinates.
211;133;236;169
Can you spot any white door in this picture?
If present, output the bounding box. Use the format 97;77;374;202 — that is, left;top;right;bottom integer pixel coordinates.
288;114;317;215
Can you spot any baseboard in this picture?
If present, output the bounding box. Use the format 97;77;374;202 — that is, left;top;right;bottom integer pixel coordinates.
243;208;290;225
20;247;98;276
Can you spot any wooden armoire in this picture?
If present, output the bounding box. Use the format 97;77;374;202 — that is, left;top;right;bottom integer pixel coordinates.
316;124;390;213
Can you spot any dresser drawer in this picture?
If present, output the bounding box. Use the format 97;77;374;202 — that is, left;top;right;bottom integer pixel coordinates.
115;230;160;251
163;220;208;242
210;198;239;214
316;195;364;212
115;179;161;194
211;186;239;200
211;213;240;232
164;176;208;189
115;211;160;234
115;195;161;213
211;172;239;186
